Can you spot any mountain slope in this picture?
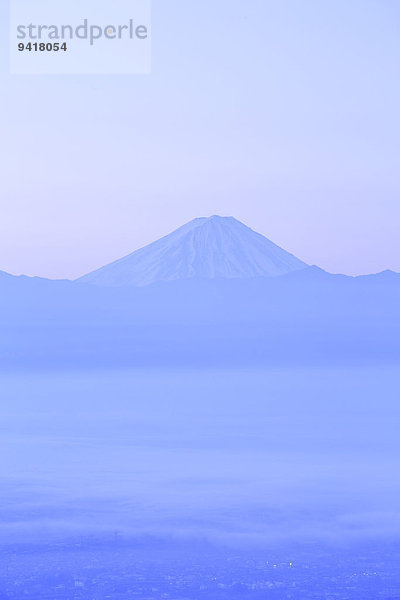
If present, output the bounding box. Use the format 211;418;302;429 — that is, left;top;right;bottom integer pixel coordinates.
78;215;307;287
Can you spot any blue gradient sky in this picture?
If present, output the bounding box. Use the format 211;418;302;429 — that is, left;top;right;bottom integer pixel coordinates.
1;0;399;279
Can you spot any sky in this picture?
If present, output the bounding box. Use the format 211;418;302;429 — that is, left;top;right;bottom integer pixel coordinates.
1;0;399;279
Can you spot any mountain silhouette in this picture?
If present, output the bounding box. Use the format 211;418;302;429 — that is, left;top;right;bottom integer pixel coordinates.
78;215;307;287
1;228;400;368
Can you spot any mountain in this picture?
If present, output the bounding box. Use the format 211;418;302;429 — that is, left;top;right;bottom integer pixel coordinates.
0;269;17;282
0;269;71;291
78;215;308;287
1;266;400;369
1;222;400;369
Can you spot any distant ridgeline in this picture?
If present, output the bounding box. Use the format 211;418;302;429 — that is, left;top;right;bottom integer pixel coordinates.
1;216;399;368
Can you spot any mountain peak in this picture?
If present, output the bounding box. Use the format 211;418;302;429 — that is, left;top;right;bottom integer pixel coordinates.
204;214;235;221
78;217;308;287
180;214;237;229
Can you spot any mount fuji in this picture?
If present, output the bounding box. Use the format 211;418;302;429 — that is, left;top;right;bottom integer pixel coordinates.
1;215;400;368
78;215;308;287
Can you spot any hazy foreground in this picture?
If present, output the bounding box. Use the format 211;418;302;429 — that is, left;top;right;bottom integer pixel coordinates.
1;366;400;599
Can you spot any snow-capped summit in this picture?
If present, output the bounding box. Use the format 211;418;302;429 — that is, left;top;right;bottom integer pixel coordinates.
78;215;308;287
